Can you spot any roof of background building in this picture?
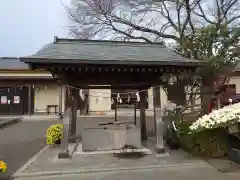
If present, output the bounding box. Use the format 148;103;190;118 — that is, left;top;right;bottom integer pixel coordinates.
0;57;29;70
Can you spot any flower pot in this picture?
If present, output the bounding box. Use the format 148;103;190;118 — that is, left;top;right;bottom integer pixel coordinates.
228;148;240;164
55;139;61;145
227;124;239;134
226;133;240;164
164;120;180;150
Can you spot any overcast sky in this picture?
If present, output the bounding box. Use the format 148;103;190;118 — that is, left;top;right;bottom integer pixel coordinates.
0;0;70;57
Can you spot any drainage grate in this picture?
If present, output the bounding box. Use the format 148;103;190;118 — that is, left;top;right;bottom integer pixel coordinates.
74;143;152;156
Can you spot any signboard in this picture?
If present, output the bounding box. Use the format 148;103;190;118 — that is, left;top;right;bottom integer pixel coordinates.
1;96;7;104
14;96;20;104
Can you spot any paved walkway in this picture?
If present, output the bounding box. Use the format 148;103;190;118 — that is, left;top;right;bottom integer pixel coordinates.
0;120;61;180
0;117;21;128
1;116;239;180
12;136;240;180
0;116;153;180
13;144;240;180
14;166;240;180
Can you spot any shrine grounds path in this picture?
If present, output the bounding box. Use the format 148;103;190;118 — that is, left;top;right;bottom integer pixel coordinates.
0;120;58;180
0;116;156;180
2;116;239;180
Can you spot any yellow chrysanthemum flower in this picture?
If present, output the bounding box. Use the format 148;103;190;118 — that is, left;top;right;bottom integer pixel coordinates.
46;124;63;145
0;161;7;173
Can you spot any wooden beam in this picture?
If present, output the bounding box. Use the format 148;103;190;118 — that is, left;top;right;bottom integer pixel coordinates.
0;79;55;86
69;85;151;90
51;71;161;88
36;63;196;74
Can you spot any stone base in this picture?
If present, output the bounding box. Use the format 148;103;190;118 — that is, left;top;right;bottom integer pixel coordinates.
156;147;165;154
82;128;127;151
69;138;77;143
69;134;82;143
58;151;70;159
141;135;148;141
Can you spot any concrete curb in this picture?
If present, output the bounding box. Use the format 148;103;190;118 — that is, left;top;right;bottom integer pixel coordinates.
0;117;21;128
20;114;155;121
21;116;61;121
13;145;49;176
13;162;211;179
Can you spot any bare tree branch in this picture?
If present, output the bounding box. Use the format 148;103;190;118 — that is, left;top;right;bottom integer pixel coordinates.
104;14;153;42
62;0;239;46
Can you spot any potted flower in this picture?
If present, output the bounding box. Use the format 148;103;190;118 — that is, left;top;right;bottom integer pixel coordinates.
227;132;240;163
0;161;7;173
46;124;64;145
189;102;240;163
226;99;240;134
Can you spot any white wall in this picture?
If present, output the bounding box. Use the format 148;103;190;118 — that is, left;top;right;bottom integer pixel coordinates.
148;88;153;109
230;76;240;93
34;84;60;113
148;87;168;109
87;87;168;111
88;89;111;111
160;87;168;107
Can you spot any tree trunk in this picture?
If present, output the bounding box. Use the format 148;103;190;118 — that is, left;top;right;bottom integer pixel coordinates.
167;84;185;106
200;80;215;115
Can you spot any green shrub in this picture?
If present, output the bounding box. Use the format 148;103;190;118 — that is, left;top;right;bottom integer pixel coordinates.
46;124;63;145
178;121;227;158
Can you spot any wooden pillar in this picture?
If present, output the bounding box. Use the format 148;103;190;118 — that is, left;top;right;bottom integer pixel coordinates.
152;87;157;135
139;90;147;141
28;84;32;116
114;100;118;122
64;86;70;112
190;86;195;111
58;85;63;119
134;104;137;125
69;88;77;142
217;94;221;109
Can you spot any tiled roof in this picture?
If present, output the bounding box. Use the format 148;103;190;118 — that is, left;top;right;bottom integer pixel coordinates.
21;37;202;66
0;57;29;70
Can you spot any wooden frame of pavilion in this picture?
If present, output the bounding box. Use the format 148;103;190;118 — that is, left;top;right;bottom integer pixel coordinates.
20;37;202;158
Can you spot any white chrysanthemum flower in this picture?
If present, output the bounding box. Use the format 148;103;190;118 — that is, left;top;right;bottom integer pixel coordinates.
190;102;240;132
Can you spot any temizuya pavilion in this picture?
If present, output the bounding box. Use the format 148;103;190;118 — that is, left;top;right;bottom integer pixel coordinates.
21;37;202;158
